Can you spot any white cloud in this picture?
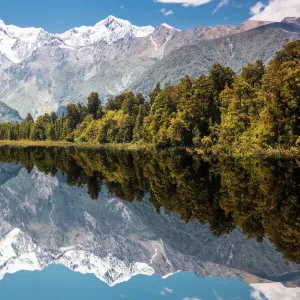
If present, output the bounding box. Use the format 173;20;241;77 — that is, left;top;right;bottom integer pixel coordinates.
182;298;201;300
250;0;300;21
212;289;223;300
250;283;300;300
155;0;213;7
160;287;174;295
161;8;175;16
250;2;265;15
250;289;264;300
213;0;229;15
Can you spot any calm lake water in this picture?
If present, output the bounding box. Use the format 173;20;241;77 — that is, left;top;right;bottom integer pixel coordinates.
0;146;299;300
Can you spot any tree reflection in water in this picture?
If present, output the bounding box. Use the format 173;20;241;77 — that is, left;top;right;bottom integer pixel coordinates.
0;146;299;264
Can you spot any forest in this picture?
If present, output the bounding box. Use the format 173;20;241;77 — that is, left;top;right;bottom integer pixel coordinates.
0;146;299;264
0;40;299;154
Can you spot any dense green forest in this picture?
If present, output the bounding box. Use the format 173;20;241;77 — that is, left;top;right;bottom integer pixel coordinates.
0;146;299;264
0;41;299;153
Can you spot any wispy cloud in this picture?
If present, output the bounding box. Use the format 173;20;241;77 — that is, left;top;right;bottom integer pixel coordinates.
160;287;174;295
161;8;174;16
155;0;213;7
213;0;229;15
182;297;201;300
250;289;264;300
250;0;300;21
212;289;223;300
250;2;265;15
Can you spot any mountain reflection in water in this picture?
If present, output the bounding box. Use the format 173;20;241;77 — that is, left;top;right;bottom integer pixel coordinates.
0;146;299;299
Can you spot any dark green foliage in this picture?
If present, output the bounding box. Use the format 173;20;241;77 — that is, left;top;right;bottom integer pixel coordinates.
87;92;102;119
208;63;235;123
149;83;161;105
24;113;34;123
241;59;265;87
66;104;81;131
219;40;300;149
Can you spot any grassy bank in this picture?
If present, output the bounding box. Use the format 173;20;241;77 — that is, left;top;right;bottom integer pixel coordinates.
0;140;152;151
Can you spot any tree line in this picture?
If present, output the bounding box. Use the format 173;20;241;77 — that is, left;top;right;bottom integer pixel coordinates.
0;41;299;151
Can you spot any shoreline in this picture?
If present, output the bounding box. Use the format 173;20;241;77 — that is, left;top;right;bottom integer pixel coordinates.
0;140;152;151
0;140;299;158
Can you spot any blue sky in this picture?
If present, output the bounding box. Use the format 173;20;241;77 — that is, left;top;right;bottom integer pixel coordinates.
0;0;299;32
0;265;262;300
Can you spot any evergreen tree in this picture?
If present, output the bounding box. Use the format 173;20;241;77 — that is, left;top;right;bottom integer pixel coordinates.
87;92;102;119
24;113;34;123
66;104;81;131
209;64;235;123
149;83;161;105
133;105;143;141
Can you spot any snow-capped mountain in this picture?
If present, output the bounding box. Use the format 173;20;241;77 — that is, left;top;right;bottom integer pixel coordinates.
0;228;154;286
56;15;154;46
0;16;299;119
0;19;50;63
0;164;299;287
0;16;154;63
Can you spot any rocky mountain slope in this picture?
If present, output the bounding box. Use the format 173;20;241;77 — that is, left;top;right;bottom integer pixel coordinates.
0;16;299;119
0;164;299;287
0;101;22;123
131;21;300;94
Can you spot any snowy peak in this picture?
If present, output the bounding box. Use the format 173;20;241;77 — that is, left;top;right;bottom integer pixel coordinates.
57;15;154;46
0;16;155;63
97;15;132;30
154;23;179;34
0;228;47;279
161;23;179;31
0;20;6;29
0;19;50;63
0;227;154;286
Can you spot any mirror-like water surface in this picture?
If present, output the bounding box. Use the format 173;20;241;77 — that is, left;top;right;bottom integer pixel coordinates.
0;146;299;299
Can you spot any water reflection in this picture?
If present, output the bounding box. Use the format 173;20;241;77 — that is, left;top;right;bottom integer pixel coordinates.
0;146;299;298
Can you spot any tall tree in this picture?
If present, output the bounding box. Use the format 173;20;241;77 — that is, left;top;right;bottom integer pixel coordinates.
209;64;235;123
87;92;102;119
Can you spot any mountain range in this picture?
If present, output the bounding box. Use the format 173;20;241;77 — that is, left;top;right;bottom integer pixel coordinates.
0;163;299;288
0;16;299;120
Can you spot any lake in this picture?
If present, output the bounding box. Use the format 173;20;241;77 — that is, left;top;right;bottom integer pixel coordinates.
0;146;299;299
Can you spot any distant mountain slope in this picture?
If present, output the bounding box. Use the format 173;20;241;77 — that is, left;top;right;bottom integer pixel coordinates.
131;22;300;95
0;101;23;123
282;17;300;25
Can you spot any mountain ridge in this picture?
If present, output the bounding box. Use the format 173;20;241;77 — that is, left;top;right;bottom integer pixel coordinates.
0;16;299;119
0;15;276;65
131;21;300;95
